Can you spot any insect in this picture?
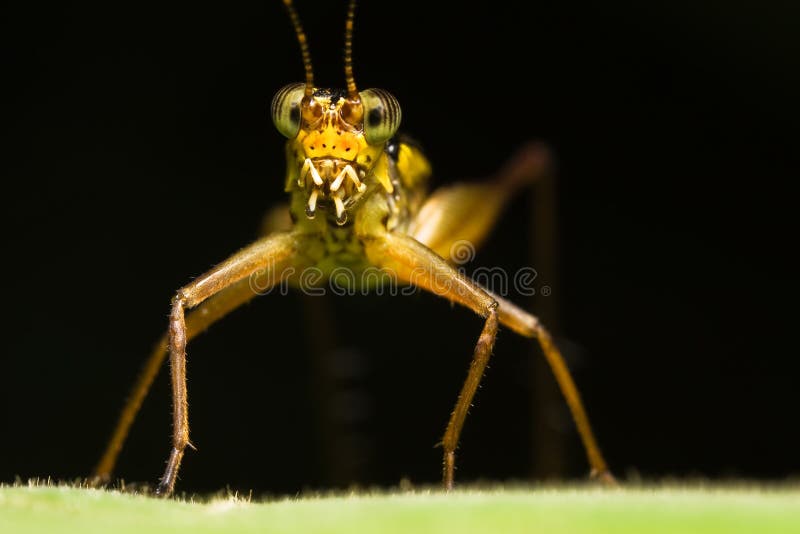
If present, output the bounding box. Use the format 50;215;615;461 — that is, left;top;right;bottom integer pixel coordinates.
92;0;614;496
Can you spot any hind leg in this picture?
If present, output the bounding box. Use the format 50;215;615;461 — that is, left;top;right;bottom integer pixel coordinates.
408;142;551;260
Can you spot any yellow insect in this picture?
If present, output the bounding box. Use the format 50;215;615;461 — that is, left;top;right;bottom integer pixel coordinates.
92;0;614;496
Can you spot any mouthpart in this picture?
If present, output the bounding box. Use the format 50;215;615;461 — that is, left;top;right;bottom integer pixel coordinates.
298;157;367;225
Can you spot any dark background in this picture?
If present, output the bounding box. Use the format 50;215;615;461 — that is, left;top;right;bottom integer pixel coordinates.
4;1;798;496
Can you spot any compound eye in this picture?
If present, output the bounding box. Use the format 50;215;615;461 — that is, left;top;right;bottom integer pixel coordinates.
270;83;306;138
359;88;401;145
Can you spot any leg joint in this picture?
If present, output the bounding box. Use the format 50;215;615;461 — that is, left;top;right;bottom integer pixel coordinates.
171;290;190;309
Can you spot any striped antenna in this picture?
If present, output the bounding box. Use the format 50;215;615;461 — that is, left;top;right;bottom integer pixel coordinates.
344;0;358;99
281;0;314;97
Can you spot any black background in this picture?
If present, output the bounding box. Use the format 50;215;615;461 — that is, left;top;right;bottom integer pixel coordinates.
4;1;798;496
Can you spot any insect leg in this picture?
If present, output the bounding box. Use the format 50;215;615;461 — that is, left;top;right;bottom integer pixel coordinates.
154;231;303;496
407;142;551;260
405;146;613;481
366;231;613;486
363;231;499;490
92;276;265;485
489;291;615;484
91;209;300;486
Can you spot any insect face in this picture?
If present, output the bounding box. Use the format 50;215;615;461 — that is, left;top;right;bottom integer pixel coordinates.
271;83;401;224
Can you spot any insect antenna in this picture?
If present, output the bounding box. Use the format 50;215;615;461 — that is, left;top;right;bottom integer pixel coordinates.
281;0;315;97
343;0;358;99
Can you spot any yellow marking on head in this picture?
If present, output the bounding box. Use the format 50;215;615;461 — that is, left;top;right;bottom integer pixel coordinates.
300;127;360;161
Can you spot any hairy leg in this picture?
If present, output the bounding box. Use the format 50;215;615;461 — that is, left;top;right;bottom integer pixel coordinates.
153;231;303;496
92;276;266;484
365;231;612;486
488;292;613;482
364;231;499;489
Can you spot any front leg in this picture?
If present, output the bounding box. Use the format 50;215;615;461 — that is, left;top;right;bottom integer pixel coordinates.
364;231;500;490
156;231;302;496
364;231;613;488
157;295;192;497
